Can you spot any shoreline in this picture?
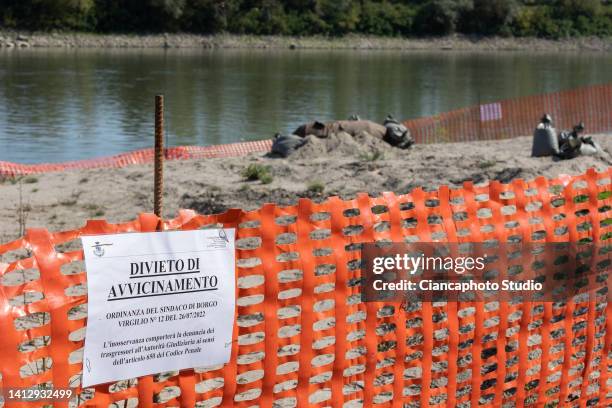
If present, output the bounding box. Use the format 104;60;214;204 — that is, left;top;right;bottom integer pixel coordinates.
2;133;612;245
1;32;612;51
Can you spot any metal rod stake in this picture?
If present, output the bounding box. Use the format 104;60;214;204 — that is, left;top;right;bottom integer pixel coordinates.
154;95;164;223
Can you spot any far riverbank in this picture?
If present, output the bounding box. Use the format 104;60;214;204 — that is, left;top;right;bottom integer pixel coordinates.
1;32;612;51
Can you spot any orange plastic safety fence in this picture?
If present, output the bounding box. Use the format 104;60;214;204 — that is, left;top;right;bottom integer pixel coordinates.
0;140;274;178
1;168;611;407
404;83;612;144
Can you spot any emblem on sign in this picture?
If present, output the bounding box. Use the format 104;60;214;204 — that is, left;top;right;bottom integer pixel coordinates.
203;229;230;249
92;242;112;257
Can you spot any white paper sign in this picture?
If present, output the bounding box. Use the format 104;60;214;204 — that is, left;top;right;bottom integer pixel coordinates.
81;229;236;387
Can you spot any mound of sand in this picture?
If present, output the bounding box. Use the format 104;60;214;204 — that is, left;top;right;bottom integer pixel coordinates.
1;133;612;244
291;131;400;160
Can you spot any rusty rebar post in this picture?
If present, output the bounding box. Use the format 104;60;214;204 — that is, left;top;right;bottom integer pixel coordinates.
154;95;164;223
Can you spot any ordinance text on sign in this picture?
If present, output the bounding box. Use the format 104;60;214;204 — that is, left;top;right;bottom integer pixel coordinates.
81;229;236;387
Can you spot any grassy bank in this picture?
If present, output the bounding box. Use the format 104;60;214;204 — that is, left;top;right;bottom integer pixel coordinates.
1;32;612;51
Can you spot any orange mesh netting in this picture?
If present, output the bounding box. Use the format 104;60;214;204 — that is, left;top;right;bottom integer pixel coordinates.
0;168;611;407
404;83;612;144
0;141;274;178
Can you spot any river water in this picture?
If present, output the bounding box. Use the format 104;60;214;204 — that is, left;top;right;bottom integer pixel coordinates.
1;48;612;163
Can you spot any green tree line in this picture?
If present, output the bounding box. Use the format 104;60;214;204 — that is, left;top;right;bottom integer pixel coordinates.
1;0;612;38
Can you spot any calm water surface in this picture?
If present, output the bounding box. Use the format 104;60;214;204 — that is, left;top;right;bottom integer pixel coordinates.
1;48;612;163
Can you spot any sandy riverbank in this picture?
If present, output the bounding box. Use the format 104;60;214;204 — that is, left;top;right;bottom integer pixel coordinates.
1;32;612;51
1;133;611;245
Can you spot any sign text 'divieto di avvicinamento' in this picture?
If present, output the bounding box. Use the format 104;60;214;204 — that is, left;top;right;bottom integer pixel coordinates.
81;229;236;387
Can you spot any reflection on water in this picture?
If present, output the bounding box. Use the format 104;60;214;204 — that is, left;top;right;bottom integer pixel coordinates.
1;48;612;163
